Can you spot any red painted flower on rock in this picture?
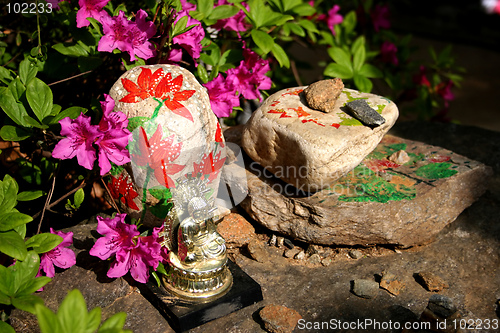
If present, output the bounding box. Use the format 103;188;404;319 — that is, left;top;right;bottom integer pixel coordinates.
108;174;140;210
192;151;226;182
120;67;196;122
131;125;185;188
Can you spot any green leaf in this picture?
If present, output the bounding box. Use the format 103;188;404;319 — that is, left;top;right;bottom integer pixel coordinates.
0;320;16;333
12;294;45;314
148;187;172;200
0;174;18;213
19;276;51;295
251;29;274;54
0;264;14;297
36;303;63;333
324;63;353;79
52;43;89;57
291;3;315;16
197;0;214;18
196;64;209;84
328;47;352;70
352;40;366;72
0;212;32;232
342;11;357;34
17;190;43;201
27;78;53;123
51;106;87;124
171;15;189;38
14;223;26;239
0;87;29;126
25;233;63;254
208;5;239;20
353;74;373;92
74;188;84;208
11;251;40;293
358;63;383;78
0;125;31;141
298;19;318;33
59;290;88;333
50;104;62;116
0;290;11;305
85;307;102;333
286;22;305;37
99;312;127;331
9;77;26;101
271;43;289;68
19;57;38;85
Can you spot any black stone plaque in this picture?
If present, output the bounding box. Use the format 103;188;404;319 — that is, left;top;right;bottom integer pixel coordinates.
139;260;263;332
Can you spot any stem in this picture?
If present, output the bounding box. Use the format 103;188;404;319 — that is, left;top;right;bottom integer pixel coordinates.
48;70;93;86
290;60;303;86
101;177;121;214
37;173;56;234
35;0;42;55
140;167;153;223
152;97;164;119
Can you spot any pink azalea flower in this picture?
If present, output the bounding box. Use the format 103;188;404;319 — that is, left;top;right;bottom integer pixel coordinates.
180;0;197;11
39;229;76;278
169;12;205;61
316;5;343;35
106;228;162;283
380;41;398;66
213;0;251;32
226;48;271;101
203;74;240;118
436;80;455;106
98;10;156;61
89;214;139;260
371;4;390;32
414;65;432;88
46;0;65;10
52;113;99;170
76;0;110;28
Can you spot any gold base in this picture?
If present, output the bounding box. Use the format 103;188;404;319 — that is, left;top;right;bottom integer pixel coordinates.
162;262;233;302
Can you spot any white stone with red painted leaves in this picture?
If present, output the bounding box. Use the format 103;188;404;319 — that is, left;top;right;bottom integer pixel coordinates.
107;65;226;227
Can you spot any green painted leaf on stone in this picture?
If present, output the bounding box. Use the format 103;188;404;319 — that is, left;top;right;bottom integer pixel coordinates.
127;117;150;132
415;162;458;179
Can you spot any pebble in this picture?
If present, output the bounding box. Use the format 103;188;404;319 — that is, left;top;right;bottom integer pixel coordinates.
308;253;321;265
345;99;386;126
306;244;320;256
259;304;302;333
352;279;379;299
294;251;306;260
348;249;363;259
269;234;277;247
379;271;405;295
276;236;284;248
303;78;344;113
217;213;255;248
321;257;332;266
389;150;410;164
247;240;270;263
427;294;458;318
283;248;300;259
283;238;294;249
415;272;449;292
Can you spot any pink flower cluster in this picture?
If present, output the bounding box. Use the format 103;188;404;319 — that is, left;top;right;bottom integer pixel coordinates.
168;11;205;63
39;229;76;278
316;4;344;36
212;0;251;32
52;94;131;176
203;48;271;118
77;0;156;61
89;214;164;283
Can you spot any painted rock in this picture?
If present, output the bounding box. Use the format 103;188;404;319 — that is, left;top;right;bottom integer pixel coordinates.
107;65;225;227
241;87;398;192
238;134;493;247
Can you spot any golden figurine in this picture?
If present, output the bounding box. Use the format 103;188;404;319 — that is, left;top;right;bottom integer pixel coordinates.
160;176;232;301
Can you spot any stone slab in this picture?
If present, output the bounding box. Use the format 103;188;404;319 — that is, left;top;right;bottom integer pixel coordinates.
239;134;493;247
139;260;263;332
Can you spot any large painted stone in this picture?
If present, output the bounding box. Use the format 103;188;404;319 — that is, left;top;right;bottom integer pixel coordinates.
107;65;225;227
241;87;398;192
237;134;493;247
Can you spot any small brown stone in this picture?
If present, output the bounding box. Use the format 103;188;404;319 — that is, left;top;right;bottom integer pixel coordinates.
247;239;270;263
260;304;302;333
284;248;300;259
217;213;255;248
389;150;410;164
416;272;449;292
304;78;344;113
380;272;405;295
308;253;321;265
